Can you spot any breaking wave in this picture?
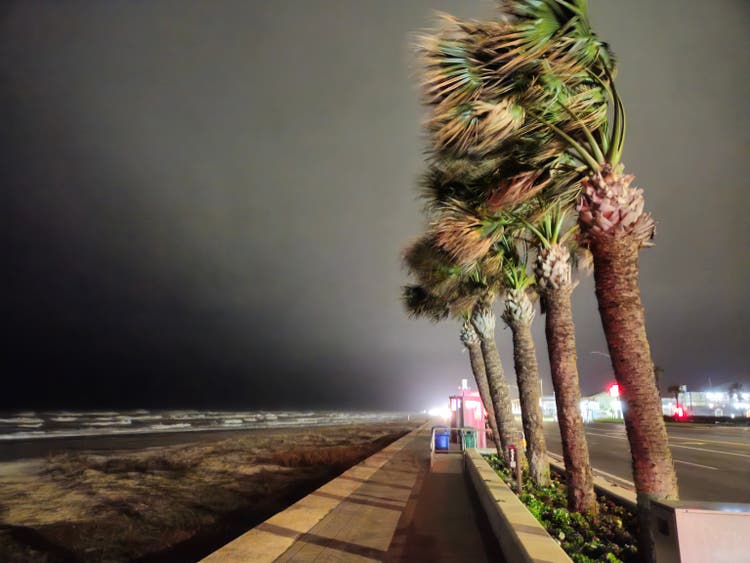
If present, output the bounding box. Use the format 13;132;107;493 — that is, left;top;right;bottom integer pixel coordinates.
0;410;405;440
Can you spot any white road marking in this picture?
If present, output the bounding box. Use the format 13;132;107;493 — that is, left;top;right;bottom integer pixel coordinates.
592;467;635;487
585;432;750;458
586;431;627;440
547;452;635;487
670;436;750;448
668;443;750;459
673;459;718;470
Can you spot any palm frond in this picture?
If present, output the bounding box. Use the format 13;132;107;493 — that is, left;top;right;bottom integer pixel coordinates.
401;285;450;322
429;153;506;182
486;169;549;210
416;14;496;107
449;292;481;318
426;98;525;157
402;235;461;286
430;201;503;266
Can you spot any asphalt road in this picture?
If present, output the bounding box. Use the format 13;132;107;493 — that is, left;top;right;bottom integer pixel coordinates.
543;421;750;503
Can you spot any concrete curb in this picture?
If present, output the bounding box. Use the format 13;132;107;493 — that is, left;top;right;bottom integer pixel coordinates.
200;422;428;562
464;449;572;563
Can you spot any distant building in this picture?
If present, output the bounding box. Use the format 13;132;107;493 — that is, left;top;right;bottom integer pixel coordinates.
664;388;750;418
512;386;750;422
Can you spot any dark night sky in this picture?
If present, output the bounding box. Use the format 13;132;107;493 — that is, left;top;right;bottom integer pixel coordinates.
2;1;748;410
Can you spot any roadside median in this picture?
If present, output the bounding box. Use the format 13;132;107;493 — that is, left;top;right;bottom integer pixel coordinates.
464;448;572;563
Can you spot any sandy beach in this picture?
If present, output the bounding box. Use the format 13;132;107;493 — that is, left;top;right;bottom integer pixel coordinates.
0;418;423;562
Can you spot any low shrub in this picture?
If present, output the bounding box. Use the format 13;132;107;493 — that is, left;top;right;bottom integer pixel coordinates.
484;455;638;563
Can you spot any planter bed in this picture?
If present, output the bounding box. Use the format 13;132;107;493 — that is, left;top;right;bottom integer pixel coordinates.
484;454;638;563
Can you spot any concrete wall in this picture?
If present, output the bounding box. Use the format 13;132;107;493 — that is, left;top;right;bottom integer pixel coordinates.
464;449;572;563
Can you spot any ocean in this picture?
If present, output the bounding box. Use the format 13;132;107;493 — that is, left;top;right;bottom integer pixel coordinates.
0;409;406;441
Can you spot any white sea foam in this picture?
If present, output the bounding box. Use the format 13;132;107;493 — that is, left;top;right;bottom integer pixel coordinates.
149;423;191;430
0;410;406;441
128;414;162;421
172;412;206;420
0;417;44;424
3;431;46;439
82;418;132;427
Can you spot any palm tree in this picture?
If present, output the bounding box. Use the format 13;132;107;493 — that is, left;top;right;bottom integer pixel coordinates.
526;207;596;512
667;385;682;405
411;162;532;467
401;237;506;456
416;19;593;508
498;238;550;487
459;320;503;454
416;5;679;555
477;3;677;556
471;292;519;465
421;202;532;469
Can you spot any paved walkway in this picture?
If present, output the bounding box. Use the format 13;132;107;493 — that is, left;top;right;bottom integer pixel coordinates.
203;425;503;562
384;444;503;562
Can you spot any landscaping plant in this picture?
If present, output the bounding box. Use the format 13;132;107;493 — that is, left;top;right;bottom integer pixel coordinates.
486;455;638;563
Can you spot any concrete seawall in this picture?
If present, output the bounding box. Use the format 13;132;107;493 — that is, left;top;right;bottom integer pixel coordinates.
201;424;424;562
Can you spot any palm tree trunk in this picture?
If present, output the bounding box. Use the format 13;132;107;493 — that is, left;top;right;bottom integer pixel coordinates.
472;306;517;464
507;317;550;487
591;235;678;559
466;340;503;455
544;284;598;514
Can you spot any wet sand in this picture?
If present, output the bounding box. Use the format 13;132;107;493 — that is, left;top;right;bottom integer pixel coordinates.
0;418;424;562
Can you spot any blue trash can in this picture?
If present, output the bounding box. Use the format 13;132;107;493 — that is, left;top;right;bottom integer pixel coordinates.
434;426;450;450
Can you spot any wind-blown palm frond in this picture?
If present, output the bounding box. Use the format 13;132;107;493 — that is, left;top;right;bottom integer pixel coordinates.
496;235;533;289
427;98;525;157
486;169;548;210
417;15;484;107
403;234;464;291
430;153;505;181
476;7;561;88
430;200;509;266
401;231;503;322
466;2;617;173
401;285;450;322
